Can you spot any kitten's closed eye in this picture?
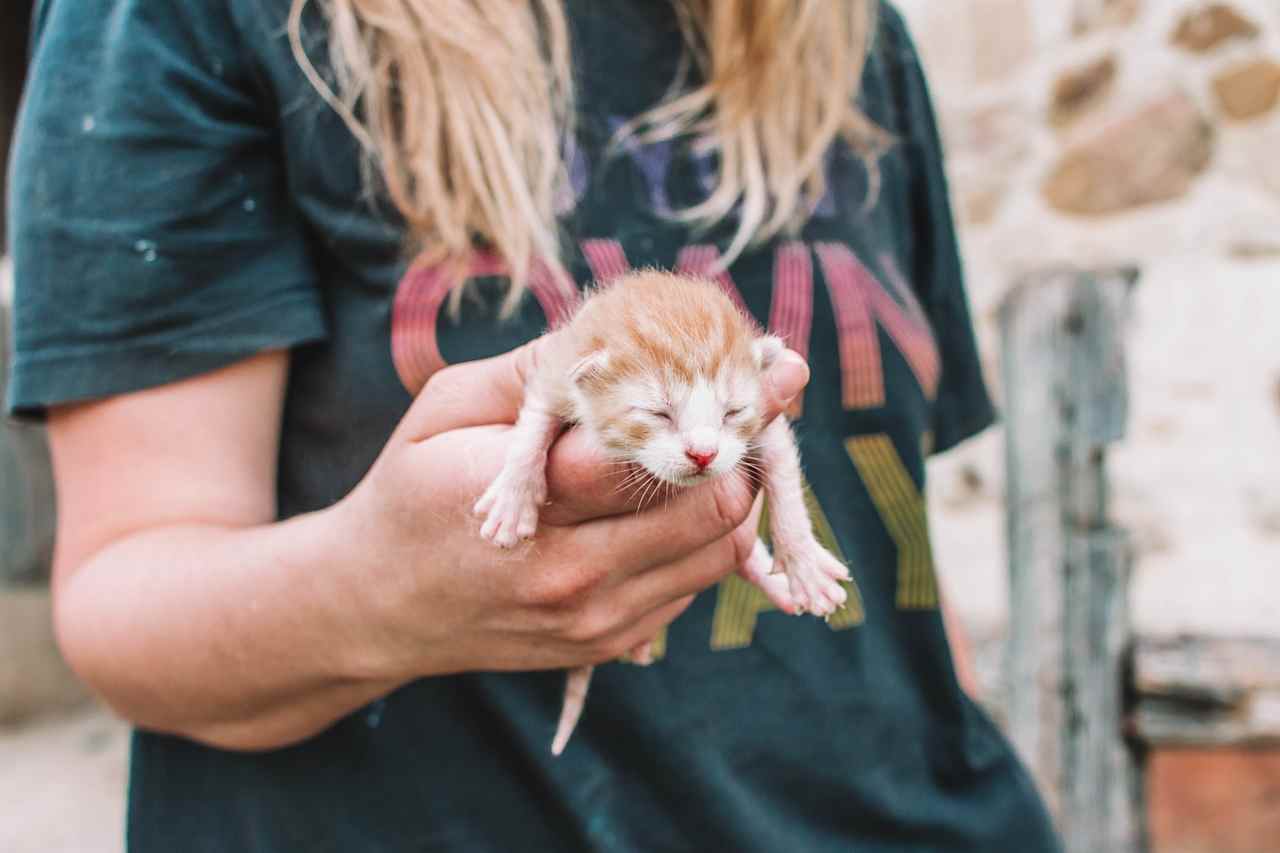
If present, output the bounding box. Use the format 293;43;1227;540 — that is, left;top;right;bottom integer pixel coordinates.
634;407;673;423
724;407;746;421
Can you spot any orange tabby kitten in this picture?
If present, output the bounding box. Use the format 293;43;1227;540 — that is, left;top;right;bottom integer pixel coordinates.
474;271;849;754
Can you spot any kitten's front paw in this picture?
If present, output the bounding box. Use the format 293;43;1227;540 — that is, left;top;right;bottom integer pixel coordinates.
474;476;542;549
774;541;851;617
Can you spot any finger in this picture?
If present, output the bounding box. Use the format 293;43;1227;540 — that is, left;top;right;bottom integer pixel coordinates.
758;349;810;424
397;338;548;442
624;640;656;667
617;530;741;615
590;595;695;666
537;428;627;526
539;354;806;527
601;490;765;615
539;430;717;528
563;465;761;577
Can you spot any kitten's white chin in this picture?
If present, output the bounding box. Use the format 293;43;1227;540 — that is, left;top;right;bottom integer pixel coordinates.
650;468;717;487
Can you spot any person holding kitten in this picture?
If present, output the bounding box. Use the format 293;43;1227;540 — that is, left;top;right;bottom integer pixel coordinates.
7;1;1061;850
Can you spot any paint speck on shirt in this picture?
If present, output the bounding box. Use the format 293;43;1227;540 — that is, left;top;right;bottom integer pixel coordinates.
134;239;158;263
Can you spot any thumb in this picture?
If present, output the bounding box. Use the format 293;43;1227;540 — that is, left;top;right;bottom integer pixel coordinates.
758;349;810;423
397;336;547;442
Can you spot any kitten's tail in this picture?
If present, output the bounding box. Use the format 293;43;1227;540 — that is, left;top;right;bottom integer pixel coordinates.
551;665;594;756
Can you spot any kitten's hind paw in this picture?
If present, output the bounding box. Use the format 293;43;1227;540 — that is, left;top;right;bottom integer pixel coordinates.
738;539;800;614
775;541;850;618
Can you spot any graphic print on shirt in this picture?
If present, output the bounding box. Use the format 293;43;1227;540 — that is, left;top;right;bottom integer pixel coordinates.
814;242;940;409
846;434;938;609
391;253;579;394
386;130;947;653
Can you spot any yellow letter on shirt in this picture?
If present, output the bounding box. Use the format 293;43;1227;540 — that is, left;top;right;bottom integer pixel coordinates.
710;481;865;650
844;434;938;610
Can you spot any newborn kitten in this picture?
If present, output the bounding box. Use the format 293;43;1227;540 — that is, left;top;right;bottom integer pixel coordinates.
474;271;850;755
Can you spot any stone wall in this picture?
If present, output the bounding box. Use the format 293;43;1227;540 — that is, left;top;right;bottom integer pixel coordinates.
901;8;1280;848
902;0;1280;643
898;0;1280;307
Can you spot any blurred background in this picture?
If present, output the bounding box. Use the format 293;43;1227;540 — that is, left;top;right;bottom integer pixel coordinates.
906;1;1280;849
2;1;1278;851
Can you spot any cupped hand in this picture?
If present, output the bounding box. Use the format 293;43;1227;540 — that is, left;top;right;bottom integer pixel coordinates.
338;338;810;680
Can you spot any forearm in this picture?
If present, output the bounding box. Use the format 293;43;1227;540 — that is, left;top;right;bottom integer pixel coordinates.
53;503;405;751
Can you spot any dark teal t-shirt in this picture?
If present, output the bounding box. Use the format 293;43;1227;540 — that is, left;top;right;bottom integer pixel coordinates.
7;1;1061;850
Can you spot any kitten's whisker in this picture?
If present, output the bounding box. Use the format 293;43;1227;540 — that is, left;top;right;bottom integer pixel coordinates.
645;478;664;512
634;476;658;514
735;462;767;484
644;477;669;513
621;475;651;504
731;469;763;505
613;470;651;493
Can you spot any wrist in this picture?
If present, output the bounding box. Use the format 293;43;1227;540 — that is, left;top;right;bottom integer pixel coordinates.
293;495;418;687
314;476;472;685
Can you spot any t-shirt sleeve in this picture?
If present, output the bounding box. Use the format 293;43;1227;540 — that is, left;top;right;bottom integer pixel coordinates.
878;5;997;454
5;0;326;418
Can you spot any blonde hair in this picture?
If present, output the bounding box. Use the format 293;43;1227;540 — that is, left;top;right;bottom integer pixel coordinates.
290;0;884;316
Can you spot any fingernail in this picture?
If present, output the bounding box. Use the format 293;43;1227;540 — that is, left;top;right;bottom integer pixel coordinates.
770;353;810;404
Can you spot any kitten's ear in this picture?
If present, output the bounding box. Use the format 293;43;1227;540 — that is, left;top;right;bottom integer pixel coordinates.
570;350;610;387
752;335;787;371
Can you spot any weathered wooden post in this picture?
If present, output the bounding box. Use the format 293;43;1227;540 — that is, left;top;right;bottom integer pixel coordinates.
1001;266;1146;853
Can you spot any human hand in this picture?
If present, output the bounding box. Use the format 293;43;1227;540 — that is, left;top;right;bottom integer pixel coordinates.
337;339;810;679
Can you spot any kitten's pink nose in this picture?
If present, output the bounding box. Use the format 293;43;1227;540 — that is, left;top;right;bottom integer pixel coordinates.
685;448;718;470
